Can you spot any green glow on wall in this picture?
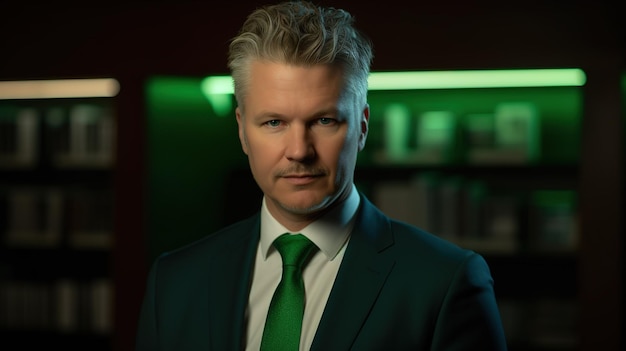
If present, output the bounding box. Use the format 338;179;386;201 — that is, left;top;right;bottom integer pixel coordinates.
200;68;586;107
146;76;247;260
200;76;234;117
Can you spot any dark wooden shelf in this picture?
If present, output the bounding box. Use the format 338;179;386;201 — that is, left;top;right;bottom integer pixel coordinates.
0;247;111;280
355;164;579;190
0;330;111;351
485;253;578;299
0;168;113;187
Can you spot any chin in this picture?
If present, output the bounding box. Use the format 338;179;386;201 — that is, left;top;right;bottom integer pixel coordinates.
279;193;334;215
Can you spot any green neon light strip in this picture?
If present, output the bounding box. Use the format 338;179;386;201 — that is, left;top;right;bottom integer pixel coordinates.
368;68;586;90
200;68;586;115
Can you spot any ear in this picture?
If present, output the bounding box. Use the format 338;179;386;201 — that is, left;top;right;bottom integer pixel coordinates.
235;107;249;155
358;104;369;151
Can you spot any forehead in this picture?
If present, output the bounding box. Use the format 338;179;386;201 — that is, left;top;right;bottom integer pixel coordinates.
251;61;345;94
241;61;355;118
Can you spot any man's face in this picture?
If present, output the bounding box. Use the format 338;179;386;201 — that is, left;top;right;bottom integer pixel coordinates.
236;61;369;228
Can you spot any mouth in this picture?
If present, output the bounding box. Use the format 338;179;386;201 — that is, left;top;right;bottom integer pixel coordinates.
281;174;322;185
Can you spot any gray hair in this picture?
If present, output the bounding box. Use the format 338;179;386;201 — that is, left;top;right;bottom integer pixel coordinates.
227;1;373;109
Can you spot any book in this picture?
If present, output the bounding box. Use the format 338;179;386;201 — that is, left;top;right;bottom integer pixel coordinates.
437;176;463;241
67;187;114;250
464;113;497;163
5;187;63;248
54;279;79;333
0;106;39;168
464;113;495;149
382;103;412;162
527;298;578;349
414;110;458;164
449;181;519;254
456;180;487;241
465;102;541;165
49;103;115;168
90;278;113;334
371;179;418;227
478;194;520;253
493;102;541;164
44;106;71;162
528;190;578;253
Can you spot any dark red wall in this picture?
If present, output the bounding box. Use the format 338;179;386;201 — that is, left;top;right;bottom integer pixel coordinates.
1;1;623;79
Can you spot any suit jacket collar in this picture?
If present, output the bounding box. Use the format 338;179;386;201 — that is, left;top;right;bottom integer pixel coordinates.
206;215;260;350
311;194;396;350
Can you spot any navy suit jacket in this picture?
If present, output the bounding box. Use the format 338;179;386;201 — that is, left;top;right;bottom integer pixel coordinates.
136;194;507;350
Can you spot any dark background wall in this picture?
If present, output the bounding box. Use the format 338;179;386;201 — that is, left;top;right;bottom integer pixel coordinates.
1;1;623;350
1;1;623;78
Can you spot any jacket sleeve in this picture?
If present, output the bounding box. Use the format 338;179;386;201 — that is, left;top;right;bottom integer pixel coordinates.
431;253;508;351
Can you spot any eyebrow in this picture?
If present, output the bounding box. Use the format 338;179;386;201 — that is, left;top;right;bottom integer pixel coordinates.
250;111;287;122
251;107;341;121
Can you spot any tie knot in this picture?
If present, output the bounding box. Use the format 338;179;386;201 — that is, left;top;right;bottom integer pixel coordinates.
273;234;316;268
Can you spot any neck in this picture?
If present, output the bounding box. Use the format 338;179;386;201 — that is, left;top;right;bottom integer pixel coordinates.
267;185;354;232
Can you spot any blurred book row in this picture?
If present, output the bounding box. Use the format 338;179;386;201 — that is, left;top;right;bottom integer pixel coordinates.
0;278;112;334
371;172;578;254
0;186;113;250
0;103;115;169
369;101;541;165
499;298;578;350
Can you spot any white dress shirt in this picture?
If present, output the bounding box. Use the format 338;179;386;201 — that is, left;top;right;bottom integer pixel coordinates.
245;184;360;351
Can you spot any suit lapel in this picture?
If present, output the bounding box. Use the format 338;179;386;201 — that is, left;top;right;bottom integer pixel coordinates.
207;215;260;350
311;196;396;351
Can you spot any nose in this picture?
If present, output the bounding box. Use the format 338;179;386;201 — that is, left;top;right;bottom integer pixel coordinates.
285;124;315;162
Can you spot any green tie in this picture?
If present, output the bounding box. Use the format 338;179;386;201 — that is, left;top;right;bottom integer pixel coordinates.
260;234;317;351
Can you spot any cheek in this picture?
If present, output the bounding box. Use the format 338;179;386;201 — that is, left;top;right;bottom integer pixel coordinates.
247;139;279;171
247;152;272;187
341;129;361;155
326;136;357;170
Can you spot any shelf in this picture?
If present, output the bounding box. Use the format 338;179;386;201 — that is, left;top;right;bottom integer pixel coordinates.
0;330;111;351
0;248;111;280
0;168;113;186
486;253;578;299
355;164;579;189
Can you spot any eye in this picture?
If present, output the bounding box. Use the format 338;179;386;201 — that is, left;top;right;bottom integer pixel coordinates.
264;120;282;128
318;117;336;125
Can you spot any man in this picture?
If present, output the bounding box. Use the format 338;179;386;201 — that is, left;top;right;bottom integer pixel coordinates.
136;1;508;350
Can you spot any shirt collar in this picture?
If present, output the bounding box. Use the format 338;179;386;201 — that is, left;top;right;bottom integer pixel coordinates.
260;184;360;261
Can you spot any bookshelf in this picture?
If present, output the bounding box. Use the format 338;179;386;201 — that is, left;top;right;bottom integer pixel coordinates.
0;79;117;349
359;69;583;350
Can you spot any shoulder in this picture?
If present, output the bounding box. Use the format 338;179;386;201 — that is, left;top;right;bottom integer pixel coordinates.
358;194;487;277
390;220;477;271
358;193;474;264
152;213;260;271
390;219;472;262
385;219;493;292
